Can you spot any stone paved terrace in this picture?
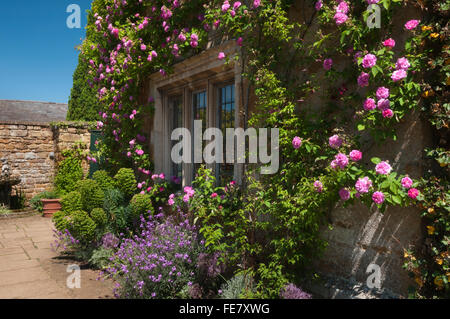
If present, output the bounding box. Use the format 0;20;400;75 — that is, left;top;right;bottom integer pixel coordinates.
0;215;113;299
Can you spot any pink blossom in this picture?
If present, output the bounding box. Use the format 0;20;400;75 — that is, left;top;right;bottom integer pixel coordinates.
366;0;380;3
355;177;373;194
329;135;343;149
292;136;302;149
375;161;392;175
391;69;407;82
364;98;376;111
211;193;218;198
233;2;241;9
382;109;394;118
376;87;390;100
336;1;349;14
314;180;323;193
335;153;349;169
168;199;175;206
253;0;261;8
136;149;144;156
178;33;186;41
405;20;420;30
222;1;231;12
349;150;362;162
334;12;348;25
362;54;377;68
383;38;395;48
237;37;243;46
401;176;413;189
140;44;146;51
315;0;323;10
357;72;370;87
218;52;226;60
339;188;351;201
372;191;385;204
97;121;104;129
408;188;419;199
159;173;165;180
323;58;333;70
395;57;410;70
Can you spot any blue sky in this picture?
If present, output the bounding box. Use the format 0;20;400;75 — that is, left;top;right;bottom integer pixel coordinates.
0;1;93;104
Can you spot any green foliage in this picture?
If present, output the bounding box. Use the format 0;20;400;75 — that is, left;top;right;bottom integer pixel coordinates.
130;194;153;219
113;168;137;199
52;211;72;232
0;205;12;215
67;210;97;243
75;179;105;212
30;191;59;213
89;247;115;269
67;54;100;121
220;273;256;299
90;208;108;226
55;146;85;195
103;188;133;236
92;170;115;192
61;191;83;213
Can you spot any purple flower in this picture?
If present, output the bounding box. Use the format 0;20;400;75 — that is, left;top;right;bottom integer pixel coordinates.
364;98;376;111
314;180;323;193
323;58;333;71
339;188;351;201
292;136;302;149
382;109;394;118
357;72;370;87
334;12;348;25
377;98;390;110
315;0;323;10
329;134;343;149
280;284;312;299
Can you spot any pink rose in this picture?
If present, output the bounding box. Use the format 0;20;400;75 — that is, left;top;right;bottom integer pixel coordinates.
355;177;373;194
382;109;394;118
401;177;413;189
292;136;302;149
391;69;407;82
349;150;362;162
211;193;218;198
405;20;420;30
372;191;385;204
314;180;323;193
383;38;395;48
364;98;376;111
395;57;410;70
315;0;323;10
362;53;377;68
377;99;390;110
336;1;349;14
376;87;390;100
335;153;349;169
408;188;419;199
218;52;226;60
334;12;348;25
375;161;392;175
329;135;343;149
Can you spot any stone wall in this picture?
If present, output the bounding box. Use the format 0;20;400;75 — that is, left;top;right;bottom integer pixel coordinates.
0;121;92;201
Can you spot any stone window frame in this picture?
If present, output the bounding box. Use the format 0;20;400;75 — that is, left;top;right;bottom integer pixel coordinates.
148;42;244;186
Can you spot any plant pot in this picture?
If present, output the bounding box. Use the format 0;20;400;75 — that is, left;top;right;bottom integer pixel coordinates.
41;199;62;218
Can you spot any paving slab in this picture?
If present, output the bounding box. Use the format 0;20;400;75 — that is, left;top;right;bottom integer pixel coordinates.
0;215;114;299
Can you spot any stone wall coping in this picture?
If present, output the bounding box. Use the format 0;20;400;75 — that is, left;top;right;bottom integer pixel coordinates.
0;120;94;129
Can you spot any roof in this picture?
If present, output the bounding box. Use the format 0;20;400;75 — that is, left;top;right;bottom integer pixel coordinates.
0;100;68;123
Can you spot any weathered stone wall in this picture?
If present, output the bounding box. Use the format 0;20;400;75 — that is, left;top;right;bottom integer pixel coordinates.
0;121;91;201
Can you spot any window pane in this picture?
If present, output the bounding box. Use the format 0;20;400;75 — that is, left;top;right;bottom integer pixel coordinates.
170;97;183;184
193;91;207;177
218;84;235;184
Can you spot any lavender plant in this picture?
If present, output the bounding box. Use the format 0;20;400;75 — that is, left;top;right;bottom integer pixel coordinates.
106;212;205;299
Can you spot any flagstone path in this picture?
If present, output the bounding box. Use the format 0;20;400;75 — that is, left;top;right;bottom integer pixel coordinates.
0;214;114;299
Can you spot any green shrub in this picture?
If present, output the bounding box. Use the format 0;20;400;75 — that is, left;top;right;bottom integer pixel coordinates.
90;208;107;226
92;170;115;192
113;168;137;199
67;210;97;243
130;194;153;219
30;191;59;213
75;179;104;212
55;149;84;194
61;191;83;213
52;211;72;232
103;188;126;215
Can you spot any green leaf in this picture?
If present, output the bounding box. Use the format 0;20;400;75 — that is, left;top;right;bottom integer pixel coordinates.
357;124;366;131
371;157;381;164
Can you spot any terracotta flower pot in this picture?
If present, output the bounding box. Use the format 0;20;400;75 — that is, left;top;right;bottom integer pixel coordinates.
41;199;62;218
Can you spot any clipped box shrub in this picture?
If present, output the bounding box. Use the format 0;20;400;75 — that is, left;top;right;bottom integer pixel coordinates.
90;208;108;226
130;193;153;219
92;170;115;192
61;191;83;213
52;211;72;232
113;168;137;199
75;179;105;212
67;210;97;243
